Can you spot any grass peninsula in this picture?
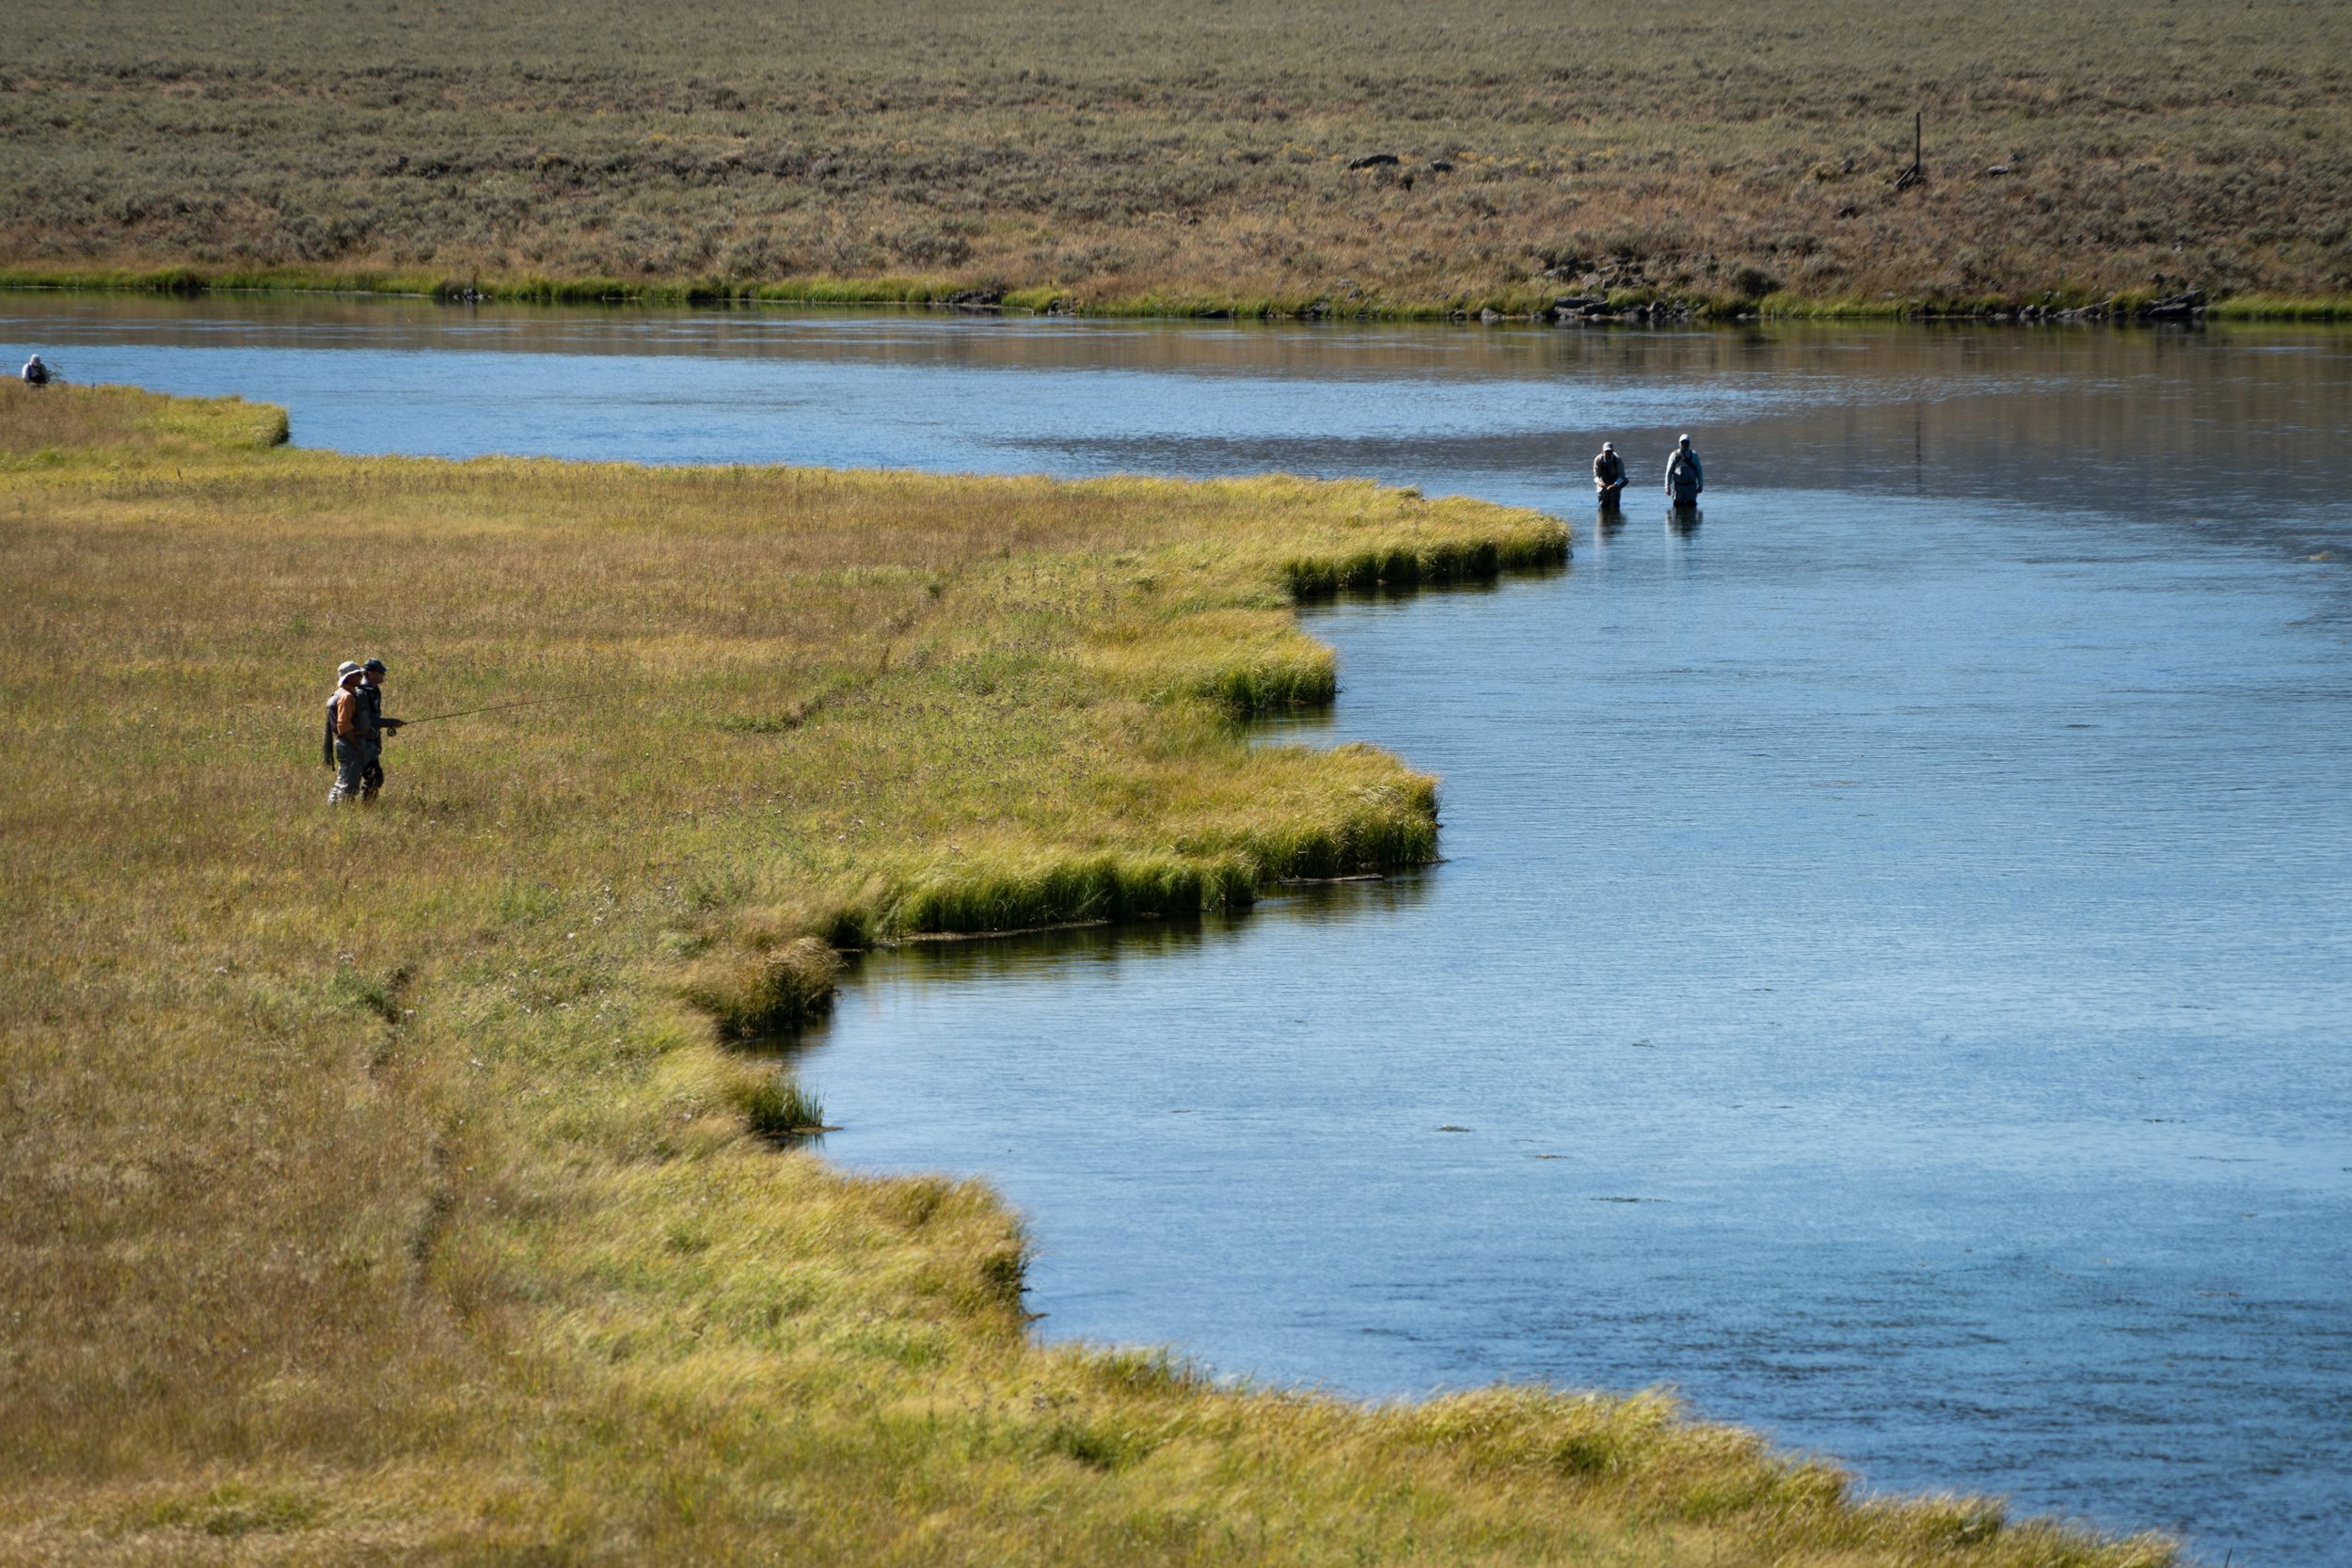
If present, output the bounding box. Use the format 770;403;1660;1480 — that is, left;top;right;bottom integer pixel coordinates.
1;0;2347;318
0;384;2182;1564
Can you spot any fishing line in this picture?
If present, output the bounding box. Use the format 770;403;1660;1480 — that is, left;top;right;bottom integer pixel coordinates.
400;693;604;726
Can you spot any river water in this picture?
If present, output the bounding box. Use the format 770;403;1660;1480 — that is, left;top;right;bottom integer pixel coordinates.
9;297;2348;1564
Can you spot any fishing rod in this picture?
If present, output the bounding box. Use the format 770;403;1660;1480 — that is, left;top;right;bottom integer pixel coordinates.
399;694;597;726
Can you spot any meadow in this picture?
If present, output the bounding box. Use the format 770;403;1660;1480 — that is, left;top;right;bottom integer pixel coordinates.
0;383;2182;1564
1;0;2348;313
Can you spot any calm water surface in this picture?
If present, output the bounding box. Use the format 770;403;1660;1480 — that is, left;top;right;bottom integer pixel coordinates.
10;299;2348;1563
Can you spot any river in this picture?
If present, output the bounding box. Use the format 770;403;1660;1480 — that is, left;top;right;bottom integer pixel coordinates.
8;296;2347;1563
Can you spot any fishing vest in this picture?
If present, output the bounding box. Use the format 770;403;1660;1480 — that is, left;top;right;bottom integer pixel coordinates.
332;687;370;742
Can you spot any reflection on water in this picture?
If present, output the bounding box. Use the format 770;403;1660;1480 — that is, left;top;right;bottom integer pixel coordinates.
830;874;1434;996
847;879;1430;987
10;296;2349;1565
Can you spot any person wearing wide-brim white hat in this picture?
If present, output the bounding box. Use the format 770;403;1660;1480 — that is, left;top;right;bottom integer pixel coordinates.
326;662;371;803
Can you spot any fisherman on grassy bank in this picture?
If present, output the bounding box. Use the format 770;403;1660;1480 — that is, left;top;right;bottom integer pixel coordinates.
1593;441;1627;505
324;658;402;805
1664;433;1704;506
357;657;395;802
21;354;49;387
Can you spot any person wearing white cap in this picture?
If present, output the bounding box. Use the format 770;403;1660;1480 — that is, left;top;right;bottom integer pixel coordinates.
1664;433;1704;506
21;354;50;387
1592;440;1628;504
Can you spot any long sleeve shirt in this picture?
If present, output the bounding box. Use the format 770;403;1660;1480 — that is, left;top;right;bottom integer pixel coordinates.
358;681;399;734
1664;449;1704;497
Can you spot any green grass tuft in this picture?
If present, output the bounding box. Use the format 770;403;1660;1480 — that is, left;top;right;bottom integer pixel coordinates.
736;1070;827;1141
681;936;844;1037
2208;293;2352;321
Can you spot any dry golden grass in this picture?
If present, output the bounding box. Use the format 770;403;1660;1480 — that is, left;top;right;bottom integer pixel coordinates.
0;0;2346;309
0;383;2173;1565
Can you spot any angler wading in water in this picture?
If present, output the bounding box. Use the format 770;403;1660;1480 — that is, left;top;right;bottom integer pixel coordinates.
20;354;50;387
1593;441;1627;505
1665;433;1705;506
324;659;403;805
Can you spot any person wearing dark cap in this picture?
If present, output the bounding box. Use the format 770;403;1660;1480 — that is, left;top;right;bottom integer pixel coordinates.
1592;440;1627;504
356;657;403;801
1664;433;1705;506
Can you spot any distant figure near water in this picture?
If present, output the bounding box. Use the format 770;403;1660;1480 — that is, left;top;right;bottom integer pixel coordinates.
21;354;50;387
1664;434;1704;506
1592;441;1627;505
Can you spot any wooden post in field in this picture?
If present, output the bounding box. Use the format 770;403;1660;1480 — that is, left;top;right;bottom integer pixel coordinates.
1897;110;1925;190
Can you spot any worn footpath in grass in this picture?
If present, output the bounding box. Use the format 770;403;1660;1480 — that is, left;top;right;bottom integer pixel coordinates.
0;384;2172;1564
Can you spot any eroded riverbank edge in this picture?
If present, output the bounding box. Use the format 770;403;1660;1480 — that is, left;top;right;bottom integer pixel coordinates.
6;265;2349;325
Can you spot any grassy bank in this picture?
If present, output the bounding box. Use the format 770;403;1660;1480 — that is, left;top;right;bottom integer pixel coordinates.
3;0;2349;313
0;384;2173;1566
6;261;2351;326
